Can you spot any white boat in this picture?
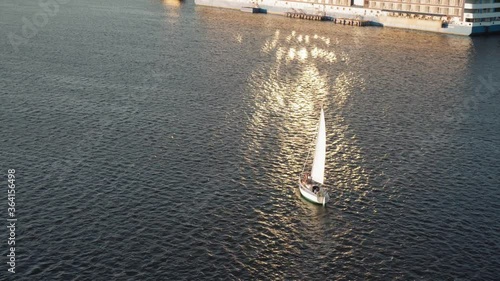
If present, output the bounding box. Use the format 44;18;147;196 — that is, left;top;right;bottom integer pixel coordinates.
298;107;330;206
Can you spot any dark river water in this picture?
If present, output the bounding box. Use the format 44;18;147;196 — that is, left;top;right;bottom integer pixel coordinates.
1;0;500;279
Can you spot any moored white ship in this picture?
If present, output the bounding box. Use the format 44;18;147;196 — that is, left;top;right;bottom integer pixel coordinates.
195;0;500;35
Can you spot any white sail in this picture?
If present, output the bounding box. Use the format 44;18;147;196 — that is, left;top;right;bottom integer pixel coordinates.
310;108;326;184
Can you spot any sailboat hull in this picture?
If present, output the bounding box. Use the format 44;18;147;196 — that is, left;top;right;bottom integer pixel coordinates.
298;178;330;206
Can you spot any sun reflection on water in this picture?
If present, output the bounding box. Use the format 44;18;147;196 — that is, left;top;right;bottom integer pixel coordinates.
161;0;181;23
235;34;243;43
242;29;371;210
161;0;181;7
236;29;374;269
265;31;338;65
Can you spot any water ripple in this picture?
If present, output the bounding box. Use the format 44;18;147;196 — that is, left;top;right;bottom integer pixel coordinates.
1;0;499;280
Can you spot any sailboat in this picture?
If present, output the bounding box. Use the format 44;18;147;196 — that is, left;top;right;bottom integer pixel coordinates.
298;107;330;206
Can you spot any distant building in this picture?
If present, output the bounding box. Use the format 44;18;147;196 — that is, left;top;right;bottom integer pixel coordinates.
195;0;500;35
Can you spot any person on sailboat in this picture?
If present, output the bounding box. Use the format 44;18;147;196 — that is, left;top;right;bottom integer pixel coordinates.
303;173;312;185
312;186;319;194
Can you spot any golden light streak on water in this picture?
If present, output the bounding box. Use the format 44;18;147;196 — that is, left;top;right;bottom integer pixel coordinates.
262;30;280;53
276;47;285;62
311;47;319;59
161;0;181;23
274;31;339;64
243;29;372;208
232;24;372;263
333;72;359;108
297;48;308;61
287;48;296;61
161;0;180;8
235;34;243;44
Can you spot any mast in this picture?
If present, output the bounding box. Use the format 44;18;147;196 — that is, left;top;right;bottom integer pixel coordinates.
310;107;326;184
